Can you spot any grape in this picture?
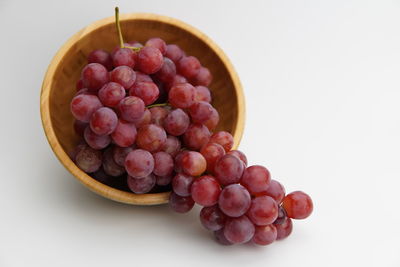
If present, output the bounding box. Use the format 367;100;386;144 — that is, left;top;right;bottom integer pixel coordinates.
163;108;190;136
218;184;251;217
98;82;126;107
214;155;244;186
177;56;201;78
84;126;111;150
273;206;287;225
153;151;174;176
128;41;143;63
179;151;207;176
189;101;213;123
70;142;86;161
156;174;173;186
223;215;255;244
112;146;134;166
194;86;212;103
172;173;194;197
240;165;271;196
74;144;102;173
165;44;183;63
74;88;93;97
200;142;225;173
112;48;135;68
275;217;293;240
89;107;118;136
264;179;285;203
191;175;221;207
111;119;137;147
73;120;87;137
191;67;212;86
247;196;278;226
70;94;103;122
145;37;167;55
131;108;151;128
136;124;167;152
168;83;196;108
129;82;159;105
199;205;226;231
203;108;219;131
282;191;313;219
183;123;211;151
149;106;169;126
110;66;136;89
137;46;163;74
87;49;113;70
166;74;187;91
214;229;232;245
117;96;145;122
154;57;176;83
76;79;84;91
125;149;154;178
252;225;277;246
227;150;247;166
102;147;126;176
169;192;194;213
162;135;181;157
209;131;234;152
173;151;188;173
81;63;110;91
127;174;156;194
134;71;153;83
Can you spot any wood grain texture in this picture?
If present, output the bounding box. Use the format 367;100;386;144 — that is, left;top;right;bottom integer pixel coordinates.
40;13;245;205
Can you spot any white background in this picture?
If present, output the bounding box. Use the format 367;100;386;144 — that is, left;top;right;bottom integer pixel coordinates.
0;0;399;266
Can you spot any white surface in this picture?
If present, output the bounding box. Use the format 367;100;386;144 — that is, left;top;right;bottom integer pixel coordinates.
0;0;399;266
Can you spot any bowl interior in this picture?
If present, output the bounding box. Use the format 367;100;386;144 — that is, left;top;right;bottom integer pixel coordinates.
44;14;243;204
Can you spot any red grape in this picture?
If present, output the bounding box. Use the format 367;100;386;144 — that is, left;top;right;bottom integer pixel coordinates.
137;46;163;74
189;101;213;123
88;49;113;70
191;67;212;86
112;146;134;166
98;82;126;107
81;63;110;91
136;124;167;152
227;150;247;166
214;155;244;186
177;56;201;78
162;135;181;157
224;215;255;244
149;106;169;126
117;96;145;122
129;82;159;105
203;108;219;131
102;147;126;177
247;196;278;226
282;191;313;219
75;88;92;96
218;184;251;217
84;126;111;150
166;74;187;91
274;206;287;225
76;78;84;91
125;149;154;178
131;108;151;128
199;205;226;231
172;173;194;197
110;66;136;89
154;57;176;83
209;131;234;152
70;94;103;122
111;119;137;147
74;143;102;173
145;37;167;55
169;192;195;213
194;86;212;103
264;179;285;203
240;165;271;196
200;142;225;173
153;151;174;176
168;83;196;109
275;217;293;240
134;71;153;83
163;108;190;136
89;107;118;136
214;229;232;245
179;151;206;176
127;174;156;194
252;225;277;246
183;123;211;151
112;48;135;68
173;151;189;173
165;44;183;63
155;174;173;186
191;175;221;207
73;120;87;137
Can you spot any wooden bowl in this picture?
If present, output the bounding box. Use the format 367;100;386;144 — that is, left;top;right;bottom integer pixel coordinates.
40;13;245;205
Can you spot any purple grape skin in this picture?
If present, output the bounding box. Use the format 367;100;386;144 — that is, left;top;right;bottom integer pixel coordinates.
89;107;118;136
168;83;196;109
81;63;110;91
165;44;184;64
155;174;173;186
87;49;113;70
112;48;135;68
137;46;164;74
136;124;167;153
124;149;155;178
214;155;245;186
102;147;126;177
153;151;174;176
154;57;176;83
218;184;251;218
163;108;190;136
110;120;137;147
177;56;201;79
110;66;136;89
73;120;87;137
188;101;214;123
183;123;211;151
214;229;232;245
70;94;103;123
224;215;255;244
149;106;170;126
98;82;126;108
194;86;212;103
162;135;181;157
117;96;145;122
172;173;194;197
199;205;227;231
74;144;102;173
191;67;212;86
129;81;160;106
145;37;167;55
112;146;135;166
127;174;156;194
84;126;111;150
169;192;195;213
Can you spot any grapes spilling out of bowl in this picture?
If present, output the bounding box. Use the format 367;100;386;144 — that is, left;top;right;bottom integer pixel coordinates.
69;7;313;246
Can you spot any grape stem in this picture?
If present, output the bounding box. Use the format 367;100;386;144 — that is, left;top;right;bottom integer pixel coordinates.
146;103;170;108
115;7;124;48
124;45;141;52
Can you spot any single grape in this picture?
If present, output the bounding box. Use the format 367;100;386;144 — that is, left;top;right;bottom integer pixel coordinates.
199;205;227;231
172;173;194;197
165;44;183;63
275;217;293;240
149;106;169;126
191;67;212;86
209;131;234;152
81;63;109;91
252;225;277;246
174;151;189;173
163;108;190;136
189;101;213;123
162;135;181;157
282;191;313;219
179;151;207;176
273;206;287;225
156;174;173;186
168;83;196;109
200;142;225;173
264;179;285;203
191;175;221;207
89;107;118;136
87;49;113;70
214;155;244;186
74;143;102;173
102;147;126;177
218;184;251;217
214;229;232;245
129;82;159;105
117;96;145;122
110;66;136;89
183;123;211;151
247;196;279;226
84;126;111;150
154;57;176;83
136;124;167;152
153;151;174;176
224;215;255;244
70;94;103;122
112;146;134;166
127;174;156;194
240;165;271;196
112;48;135;68
125;149;154;178
166;74;187;91
111;119;137;147
227;150;247;166
134;71;153;83
145;37;167;55
177;56;201;78
131;108;151;128
194;85;212;103
203;108;219;131
73;120;87;137
169;192;195;213
98;82;126;107
137;46;163;74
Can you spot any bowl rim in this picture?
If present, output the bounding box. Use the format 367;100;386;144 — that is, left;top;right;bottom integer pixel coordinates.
40;12;245;205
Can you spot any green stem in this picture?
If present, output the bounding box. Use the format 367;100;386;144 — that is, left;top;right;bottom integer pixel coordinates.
115;7;124;48
124;45;142;52
146;103;170;108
